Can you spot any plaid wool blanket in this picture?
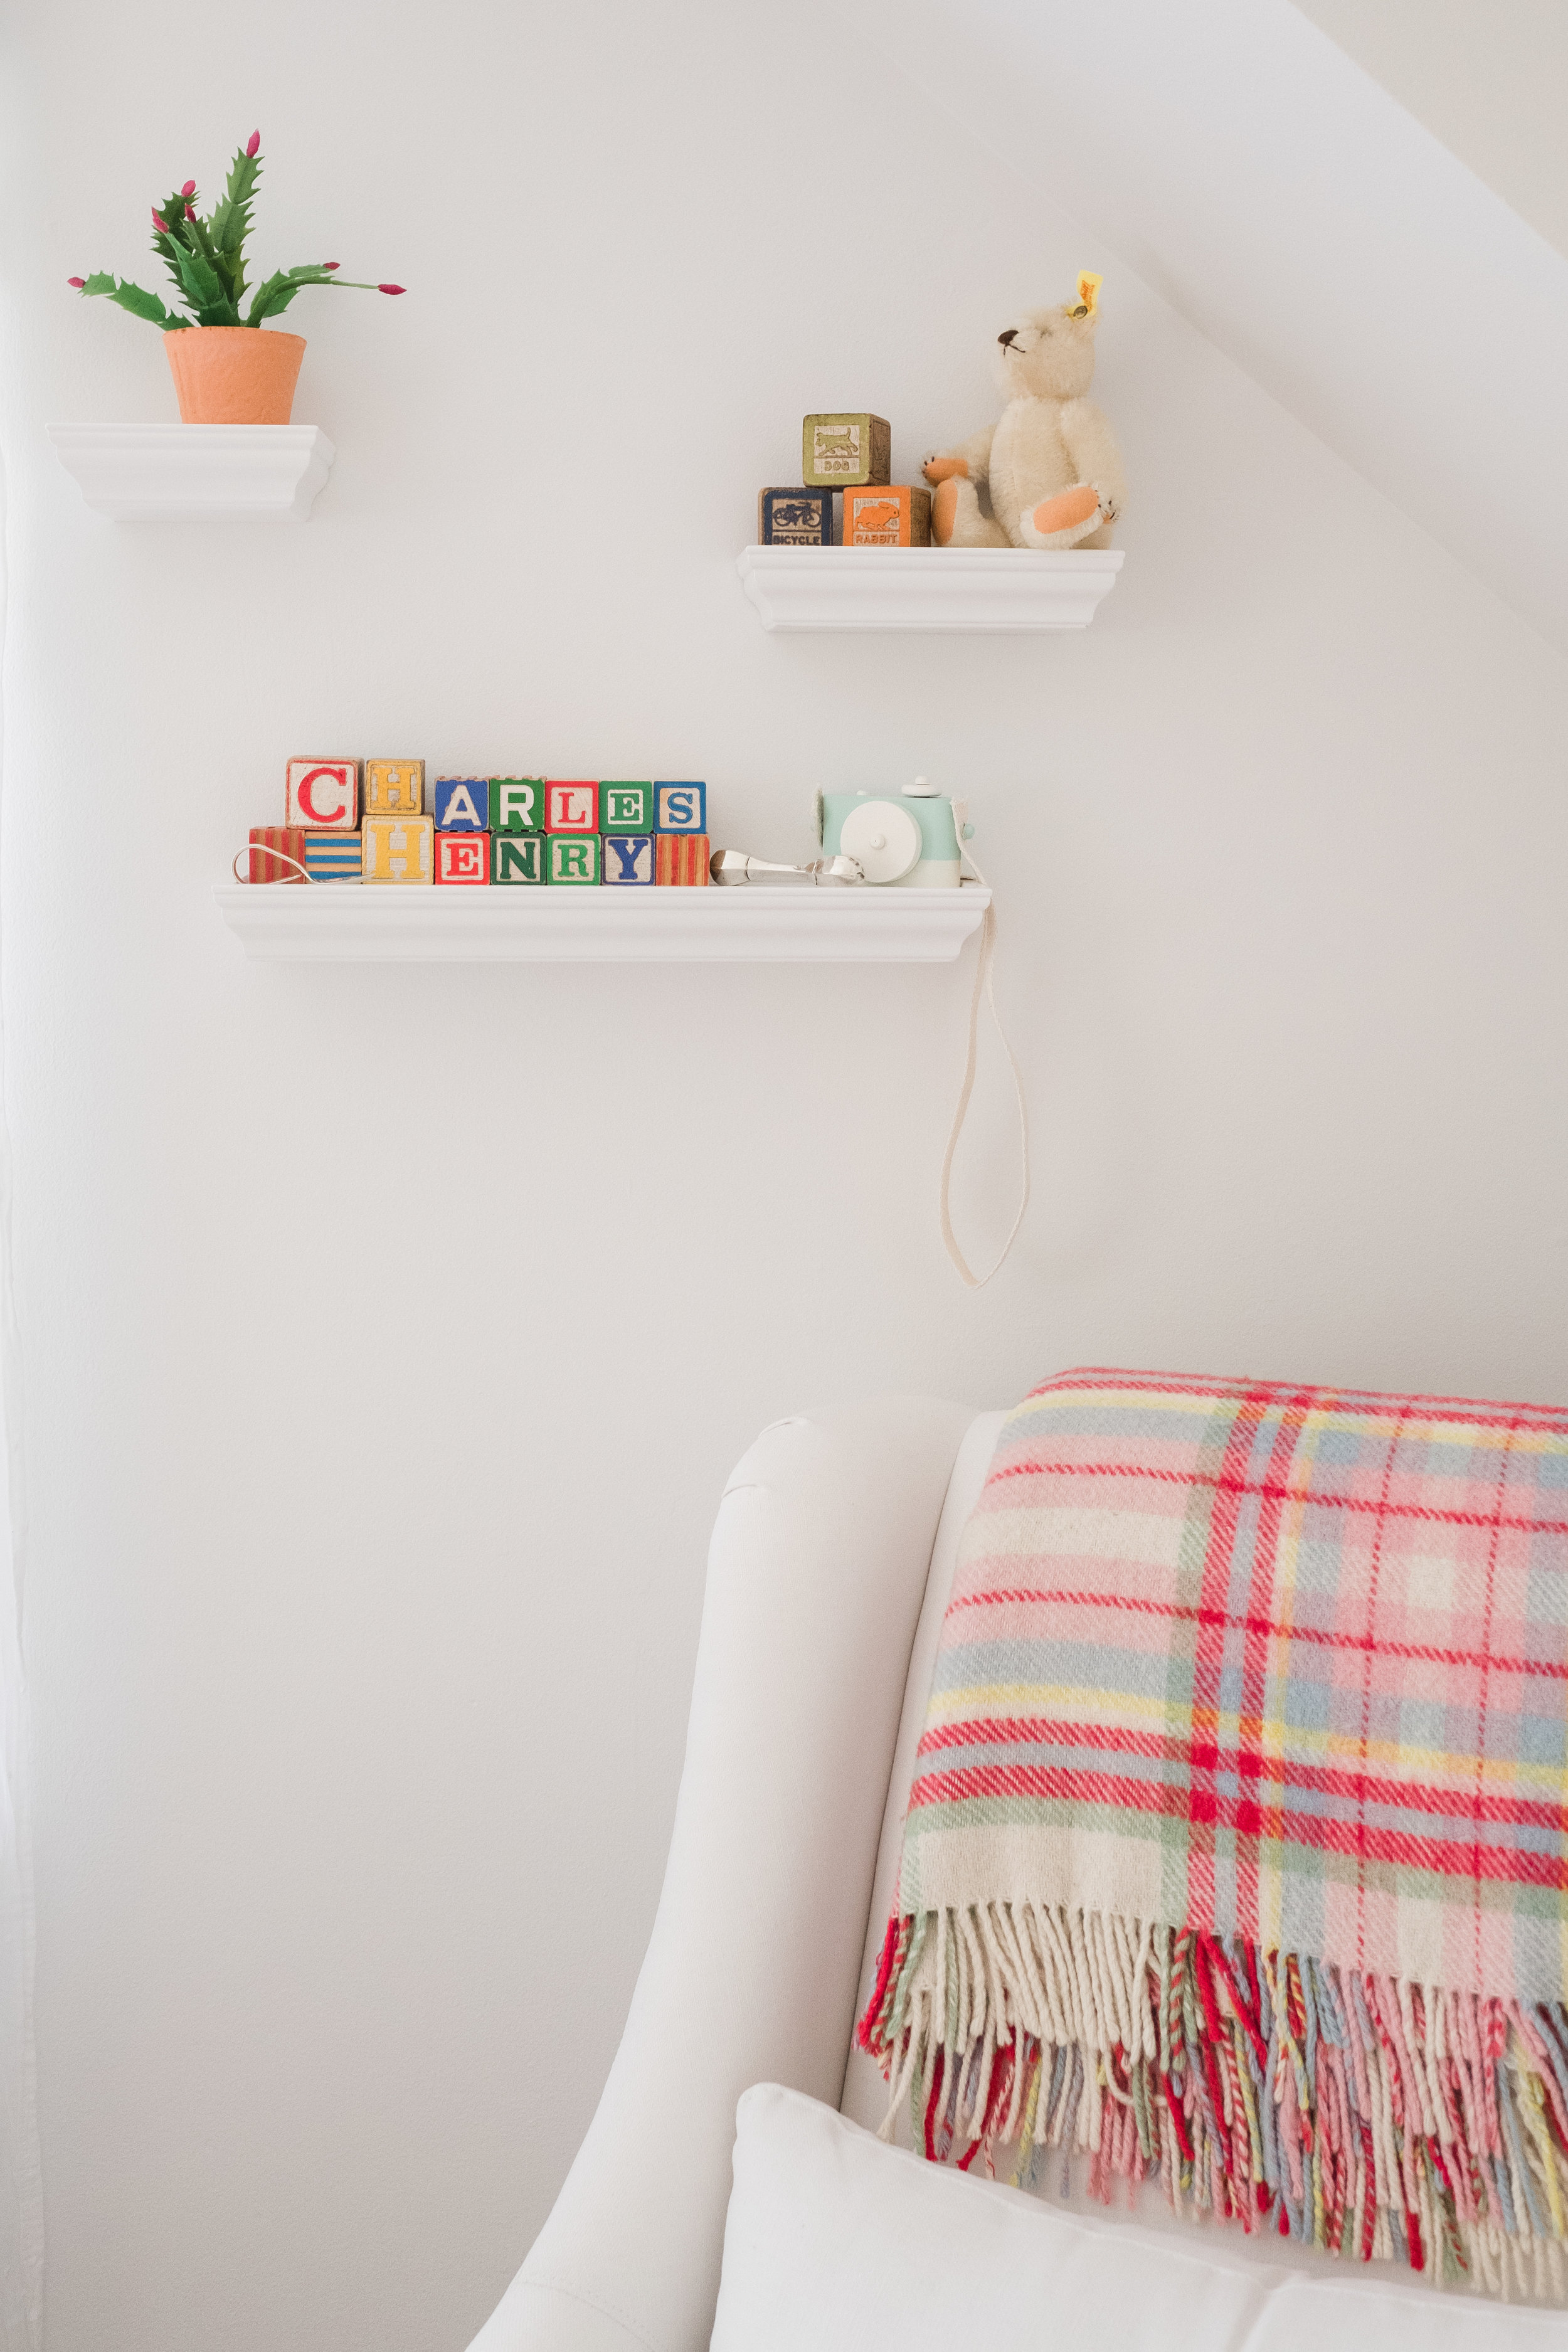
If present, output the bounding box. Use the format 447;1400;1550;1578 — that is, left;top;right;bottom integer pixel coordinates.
858;1370;1568;2301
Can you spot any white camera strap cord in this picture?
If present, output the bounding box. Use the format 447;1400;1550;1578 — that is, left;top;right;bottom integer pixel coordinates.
939;850;1029;1289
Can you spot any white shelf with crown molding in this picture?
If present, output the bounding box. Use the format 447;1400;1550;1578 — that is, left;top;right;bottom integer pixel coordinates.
213;883;990;965
48;423;334;521
736;543;1122;632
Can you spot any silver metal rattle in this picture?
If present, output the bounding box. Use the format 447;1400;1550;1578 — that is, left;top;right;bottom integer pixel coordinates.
709;850;865;886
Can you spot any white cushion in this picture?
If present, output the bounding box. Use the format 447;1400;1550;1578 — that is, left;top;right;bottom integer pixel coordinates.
712;2084;1564;2351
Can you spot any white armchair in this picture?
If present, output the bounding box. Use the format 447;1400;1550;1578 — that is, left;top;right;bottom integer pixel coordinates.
468;1396;1003;2352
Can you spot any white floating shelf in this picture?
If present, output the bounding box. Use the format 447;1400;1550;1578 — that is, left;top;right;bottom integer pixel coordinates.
213;883;990;965
736;543;1122;632
48;423;334;521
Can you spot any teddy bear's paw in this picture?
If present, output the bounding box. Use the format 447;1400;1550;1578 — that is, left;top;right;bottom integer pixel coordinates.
932;477;961;544
1029;484;1104;543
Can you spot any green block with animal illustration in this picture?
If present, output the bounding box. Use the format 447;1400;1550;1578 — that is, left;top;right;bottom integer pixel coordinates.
802;413;891;489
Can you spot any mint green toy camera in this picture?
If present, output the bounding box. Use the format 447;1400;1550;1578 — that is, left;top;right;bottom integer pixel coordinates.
814;779;975;887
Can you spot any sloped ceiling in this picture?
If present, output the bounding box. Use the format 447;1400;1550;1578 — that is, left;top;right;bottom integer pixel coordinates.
866;0;1568;653
1295;0;1568;262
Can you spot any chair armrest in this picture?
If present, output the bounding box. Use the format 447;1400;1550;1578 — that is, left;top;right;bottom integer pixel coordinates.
470;1395;979;2352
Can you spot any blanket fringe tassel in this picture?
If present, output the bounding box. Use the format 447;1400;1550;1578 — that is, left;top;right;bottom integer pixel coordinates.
856;1905;1568;2304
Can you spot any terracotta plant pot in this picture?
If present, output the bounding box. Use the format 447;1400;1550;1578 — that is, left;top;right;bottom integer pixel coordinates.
163;326;306;425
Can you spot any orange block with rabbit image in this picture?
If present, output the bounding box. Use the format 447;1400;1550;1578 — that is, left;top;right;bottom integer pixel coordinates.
842;484;931;547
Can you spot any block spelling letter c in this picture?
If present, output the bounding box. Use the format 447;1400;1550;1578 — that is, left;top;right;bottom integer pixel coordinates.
297;766;349;824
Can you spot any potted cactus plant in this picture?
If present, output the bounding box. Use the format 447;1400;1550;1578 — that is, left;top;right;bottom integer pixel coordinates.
68;132;404;425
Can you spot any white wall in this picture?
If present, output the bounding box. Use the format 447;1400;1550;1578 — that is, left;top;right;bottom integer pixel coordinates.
1294;0;1568;259
3;4;1567;2348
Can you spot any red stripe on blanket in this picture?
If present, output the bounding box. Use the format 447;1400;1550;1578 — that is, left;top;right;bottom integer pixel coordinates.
1190;1389;1276;1931
914;1717;1568;1833
1237;1391;1318;1939
941;1586;1568;1682
1030;1367;1568;1434
983;1456;1568;1540
904;1761;1568;1889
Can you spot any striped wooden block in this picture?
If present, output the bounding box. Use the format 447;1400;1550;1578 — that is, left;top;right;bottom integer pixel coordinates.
842;484;931;546
364;759;424;815
248;825;307;883
655;833;710;887
363;815;433;883
303;831;363;882
435;832;490;885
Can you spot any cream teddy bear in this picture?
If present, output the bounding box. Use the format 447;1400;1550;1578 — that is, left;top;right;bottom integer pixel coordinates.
923;273;1126;551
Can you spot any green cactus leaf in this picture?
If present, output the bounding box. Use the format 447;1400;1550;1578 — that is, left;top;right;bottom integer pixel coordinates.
245;269;297;324
246;263;351;324
166;237;240;326
81;274;184;329
187;215;241;312
248;265;387;324
150;199;192;301
209;145;260;264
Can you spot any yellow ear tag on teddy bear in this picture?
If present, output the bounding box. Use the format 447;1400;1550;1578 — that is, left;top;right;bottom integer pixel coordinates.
1069;270;1101;319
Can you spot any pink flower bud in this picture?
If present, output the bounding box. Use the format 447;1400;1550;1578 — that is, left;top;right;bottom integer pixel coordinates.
152;209;168;231
181;179;196;197
185;206;195;220
378;283;405;295
246;131;260;157
323;262;340;271
67;276;85;288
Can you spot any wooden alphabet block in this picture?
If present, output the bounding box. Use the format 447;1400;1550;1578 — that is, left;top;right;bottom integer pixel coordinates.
285;758;358;831
655;834;710;887
435;832;490;885
758;487;832;546
364;759;425;815
802;413;891;489
598;781;654;834
654;781;707;834
492;834;545;884
842;484;931;546
492;778;544;834
547;834;601;885
603;834;654;886
303;832;362;882
545;780;599;834
248;825;307;882
434;776;489;832
363;815;433;883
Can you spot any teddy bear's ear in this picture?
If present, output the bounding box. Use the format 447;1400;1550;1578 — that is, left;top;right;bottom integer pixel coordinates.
1069;270;1101;320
